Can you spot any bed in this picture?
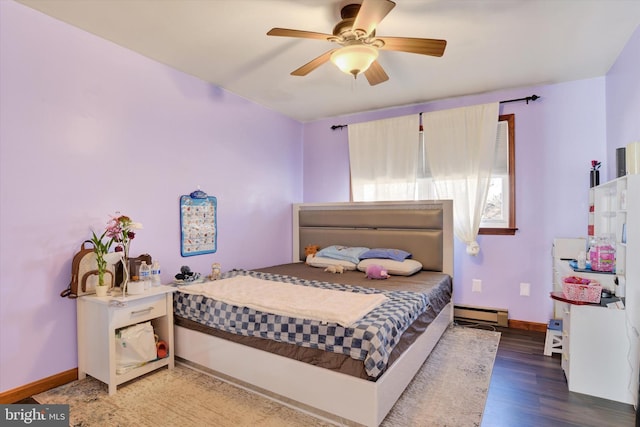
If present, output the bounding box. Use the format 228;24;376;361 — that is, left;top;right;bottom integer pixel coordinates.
174;200;454;426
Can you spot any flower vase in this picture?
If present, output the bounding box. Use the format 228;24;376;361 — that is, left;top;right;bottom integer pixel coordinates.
121;256;130;298
590;170;600;188
95;286;108;297
118;241;132;297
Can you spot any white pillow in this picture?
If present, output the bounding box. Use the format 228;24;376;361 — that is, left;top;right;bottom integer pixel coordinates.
357;258;423;276
306;255;357;270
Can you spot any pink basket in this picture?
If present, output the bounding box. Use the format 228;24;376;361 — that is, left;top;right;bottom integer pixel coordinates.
562;276;601;303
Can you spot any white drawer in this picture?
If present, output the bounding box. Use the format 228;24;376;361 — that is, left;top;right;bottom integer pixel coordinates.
112;294;167;328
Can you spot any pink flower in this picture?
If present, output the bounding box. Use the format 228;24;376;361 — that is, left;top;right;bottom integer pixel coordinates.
105;213;143;257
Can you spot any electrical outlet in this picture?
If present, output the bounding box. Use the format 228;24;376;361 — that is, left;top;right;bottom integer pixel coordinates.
520;282;530;296
472;279;482;293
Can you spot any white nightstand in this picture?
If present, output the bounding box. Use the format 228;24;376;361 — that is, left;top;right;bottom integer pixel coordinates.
77;285;176;395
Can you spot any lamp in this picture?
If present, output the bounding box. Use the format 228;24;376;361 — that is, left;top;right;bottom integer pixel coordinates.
330;44;378;78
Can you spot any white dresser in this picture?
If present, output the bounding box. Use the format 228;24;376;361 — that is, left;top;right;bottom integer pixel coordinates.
557;299;633;404
77;285;176;395
590;175;640;406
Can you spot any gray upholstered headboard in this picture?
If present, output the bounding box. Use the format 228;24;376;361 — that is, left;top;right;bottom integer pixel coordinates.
292;201;453;275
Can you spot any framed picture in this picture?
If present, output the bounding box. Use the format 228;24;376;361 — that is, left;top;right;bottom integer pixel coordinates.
180;189;217;257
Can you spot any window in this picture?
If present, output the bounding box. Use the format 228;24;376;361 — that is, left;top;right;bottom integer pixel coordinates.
350;113;517;236
416;114;516;235
480;114;516;235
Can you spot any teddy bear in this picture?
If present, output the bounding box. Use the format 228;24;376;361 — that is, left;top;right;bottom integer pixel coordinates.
305;244;320;256
305;244;321;264
365;264;389;280
324;265;344;274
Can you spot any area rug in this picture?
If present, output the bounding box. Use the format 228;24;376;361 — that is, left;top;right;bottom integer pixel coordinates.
34;325;500;427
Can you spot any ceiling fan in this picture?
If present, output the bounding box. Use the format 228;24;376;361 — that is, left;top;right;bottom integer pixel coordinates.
266;0;447;86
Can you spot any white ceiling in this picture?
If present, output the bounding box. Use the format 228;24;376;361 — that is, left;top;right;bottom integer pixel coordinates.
17;0;640;122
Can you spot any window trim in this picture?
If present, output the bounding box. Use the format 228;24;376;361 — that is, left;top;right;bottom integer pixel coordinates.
479;113;517;235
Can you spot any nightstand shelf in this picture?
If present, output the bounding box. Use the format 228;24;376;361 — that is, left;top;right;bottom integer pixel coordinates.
77;285;176;395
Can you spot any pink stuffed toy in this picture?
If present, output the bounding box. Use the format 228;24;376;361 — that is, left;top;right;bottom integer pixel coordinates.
365;264;389;280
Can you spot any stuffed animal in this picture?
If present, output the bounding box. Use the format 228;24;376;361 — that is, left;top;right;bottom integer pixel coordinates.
305;244;320;256
365;264;389;280
305;245;321;264
324;265;344;274
209;262;221;281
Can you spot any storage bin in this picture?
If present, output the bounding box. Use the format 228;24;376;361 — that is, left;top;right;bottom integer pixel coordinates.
563;276;602;303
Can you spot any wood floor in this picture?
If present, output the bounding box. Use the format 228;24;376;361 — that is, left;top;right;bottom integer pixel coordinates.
481;324;636;427
17;326;638;426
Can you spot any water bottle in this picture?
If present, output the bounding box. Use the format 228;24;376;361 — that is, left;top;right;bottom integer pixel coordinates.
577;251;586;269
151;260;161;286
139;261;151;289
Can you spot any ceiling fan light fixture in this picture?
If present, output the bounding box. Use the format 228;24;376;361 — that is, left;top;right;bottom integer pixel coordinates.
330;45;378;77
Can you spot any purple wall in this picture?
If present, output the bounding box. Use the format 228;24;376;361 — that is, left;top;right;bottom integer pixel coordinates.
303;81;609;324
0;2;302;393
606;26;640;179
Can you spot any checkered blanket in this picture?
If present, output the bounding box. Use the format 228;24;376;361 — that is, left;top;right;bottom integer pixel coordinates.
173;269;432;378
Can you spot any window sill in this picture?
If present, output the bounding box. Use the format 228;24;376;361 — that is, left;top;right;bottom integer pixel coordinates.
479;227;518;236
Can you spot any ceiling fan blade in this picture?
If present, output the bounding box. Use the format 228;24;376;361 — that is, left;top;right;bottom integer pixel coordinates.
379;36;447;57
267;28;333;41
352;0;396;36
364;60;389;86
291;49;337;76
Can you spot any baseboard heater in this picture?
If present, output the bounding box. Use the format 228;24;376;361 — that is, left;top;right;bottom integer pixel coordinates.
454;304;509;327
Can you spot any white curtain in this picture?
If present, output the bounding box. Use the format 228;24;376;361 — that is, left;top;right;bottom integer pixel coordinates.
423;103;499;255
348;115;419;201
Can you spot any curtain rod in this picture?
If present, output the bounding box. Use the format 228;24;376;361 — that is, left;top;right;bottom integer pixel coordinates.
330;94;540;130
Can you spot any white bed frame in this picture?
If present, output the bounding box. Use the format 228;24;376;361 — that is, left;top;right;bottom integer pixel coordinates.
175;201;454;426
